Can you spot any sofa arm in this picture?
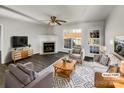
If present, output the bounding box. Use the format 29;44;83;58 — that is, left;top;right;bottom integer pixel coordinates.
113;76;124;84
23;62;34;70
5;70;25;88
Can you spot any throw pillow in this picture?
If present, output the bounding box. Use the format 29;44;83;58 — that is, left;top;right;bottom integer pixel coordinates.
100;55;110;66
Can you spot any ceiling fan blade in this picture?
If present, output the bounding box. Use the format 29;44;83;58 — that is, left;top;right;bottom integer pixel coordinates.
55;21;61;25
39;20;50;21
57;20;67;23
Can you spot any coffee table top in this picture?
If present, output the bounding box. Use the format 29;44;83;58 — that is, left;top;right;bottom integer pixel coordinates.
53;59;77;71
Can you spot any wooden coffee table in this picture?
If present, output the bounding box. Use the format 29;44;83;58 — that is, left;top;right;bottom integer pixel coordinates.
53;59;77;81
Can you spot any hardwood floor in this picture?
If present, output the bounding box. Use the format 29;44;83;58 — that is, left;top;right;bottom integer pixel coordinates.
16;52;67;72
0;52;67;87
0;64;7;88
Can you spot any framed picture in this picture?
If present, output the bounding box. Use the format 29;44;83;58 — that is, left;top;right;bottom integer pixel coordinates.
89;29;100;38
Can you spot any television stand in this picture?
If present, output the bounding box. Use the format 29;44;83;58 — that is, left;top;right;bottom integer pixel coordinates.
11;49;33;63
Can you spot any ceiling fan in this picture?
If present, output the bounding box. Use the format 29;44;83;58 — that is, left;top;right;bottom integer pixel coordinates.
42;16;67;26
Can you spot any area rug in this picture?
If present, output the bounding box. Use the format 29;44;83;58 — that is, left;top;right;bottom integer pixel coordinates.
52;62;95;88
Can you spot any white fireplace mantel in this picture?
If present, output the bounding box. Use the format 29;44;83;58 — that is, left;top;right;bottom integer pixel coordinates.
39;35;58;54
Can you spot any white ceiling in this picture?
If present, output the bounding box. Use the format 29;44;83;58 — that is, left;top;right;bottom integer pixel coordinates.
0;5;115;24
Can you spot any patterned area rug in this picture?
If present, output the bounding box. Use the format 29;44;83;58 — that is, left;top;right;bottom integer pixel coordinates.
52;63;95;88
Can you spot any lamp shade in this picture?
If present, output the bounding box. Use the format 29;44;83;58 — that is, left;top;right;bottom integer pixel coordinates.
120;61;124;74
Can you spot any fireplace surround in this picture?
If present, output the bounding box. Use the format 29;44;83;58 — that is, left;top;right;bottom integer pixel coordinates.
39;35;58;55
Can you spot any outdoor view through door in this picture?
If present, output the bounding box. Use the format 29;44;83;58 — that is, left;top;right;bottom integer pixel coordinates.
64;29;82;49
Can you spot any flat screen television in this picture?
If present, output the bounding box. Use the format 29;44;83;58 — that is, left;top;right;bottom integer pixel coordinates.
11;36;28;48
114;36;124;59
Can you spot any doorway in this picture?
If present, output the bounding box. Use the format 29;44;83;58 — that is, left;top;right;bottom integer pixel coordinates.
63;29;82;49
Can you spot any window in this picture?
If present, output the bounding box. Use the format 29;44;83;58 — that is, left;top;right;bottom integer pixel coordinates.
63;29;82;49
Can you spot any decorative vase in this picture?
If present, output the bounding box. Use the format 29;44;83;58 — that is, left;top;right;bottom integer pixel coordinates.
62;58;66;65
28;44;31;49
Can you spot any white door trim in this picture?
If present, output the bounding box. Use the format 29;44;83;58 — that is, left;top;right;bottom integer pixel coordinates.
0;24;4;64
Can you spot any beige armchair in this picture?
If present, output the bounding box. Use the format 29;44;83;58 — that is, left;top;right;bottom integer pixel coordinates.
69;47;85;64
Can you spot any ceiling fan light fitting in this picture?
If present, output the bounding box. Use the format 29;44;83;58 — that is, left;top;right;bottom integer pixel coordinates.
49;22;57;26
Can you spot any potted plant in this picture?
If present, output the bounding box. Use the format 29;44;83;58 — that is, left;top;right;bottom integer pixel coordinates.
62;57;71;66
62;58;67;65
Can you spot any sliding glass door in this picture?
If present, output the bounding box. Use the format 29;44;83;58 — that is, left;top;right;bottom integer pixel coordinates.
63;29;82;49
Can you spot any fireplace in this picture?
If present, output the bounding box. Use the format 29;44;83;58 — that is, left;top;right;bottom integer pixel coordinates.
43;42;55;53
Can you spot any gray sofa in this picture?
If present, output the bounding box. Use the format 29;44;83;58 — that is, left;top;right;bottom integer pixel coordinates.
5;62;53;88
92;54;120;73
91;54;110;73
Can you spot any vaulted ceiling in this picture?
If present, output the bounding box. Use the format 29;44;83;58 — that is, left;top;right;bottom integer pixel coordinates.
0;5;115;24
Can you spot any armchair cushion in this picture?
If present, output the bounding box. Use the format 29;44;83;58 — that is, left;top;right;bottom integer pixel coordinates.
70;54;81;59
72;48;81;54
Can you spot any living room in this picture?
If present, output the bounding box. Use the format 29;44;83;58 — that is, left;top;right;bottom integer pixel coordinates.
0;5;124;88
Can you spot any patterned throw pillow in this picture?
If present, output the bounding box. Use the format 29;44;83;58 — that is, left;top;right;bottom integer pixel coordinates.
99;55;110;66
